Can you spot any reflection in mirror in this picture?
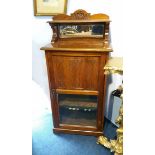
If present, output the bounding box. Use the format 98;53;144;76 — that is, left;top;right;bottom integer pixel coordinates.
59;24;104;38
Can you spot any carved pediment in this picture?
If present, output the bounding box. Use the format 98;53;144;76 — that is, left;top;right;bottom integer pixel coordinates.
70;9;90;20
53;9;109;21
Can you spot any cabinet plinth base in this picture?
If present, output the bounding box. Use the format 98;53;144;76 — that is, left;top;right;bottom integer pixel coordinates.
53;128;103;136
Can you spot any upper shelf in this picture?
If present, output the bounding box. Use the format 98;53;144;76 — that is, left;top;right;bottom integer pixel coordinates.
41;9;112;51
48;19;111;24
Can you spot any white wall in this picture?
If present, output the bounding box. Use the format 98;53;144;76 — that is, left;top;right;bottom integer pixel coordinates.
32;0;123;122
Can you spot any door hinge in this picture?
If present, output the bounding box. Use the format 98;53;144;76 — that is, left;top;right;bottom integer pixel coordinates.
51;89;56;95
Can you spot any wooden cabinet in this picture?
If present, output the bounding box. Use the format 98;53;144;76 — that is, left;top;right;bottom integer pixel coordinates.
41;10;113;136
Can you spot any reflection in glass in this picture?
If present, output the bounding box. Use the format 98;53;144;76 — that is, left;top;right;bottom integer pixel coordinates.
58;94;98;126
59;24;104;38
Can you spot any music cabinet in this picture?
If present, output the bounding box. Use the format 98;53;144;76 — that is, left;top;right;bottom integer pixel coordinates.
41;9;113;136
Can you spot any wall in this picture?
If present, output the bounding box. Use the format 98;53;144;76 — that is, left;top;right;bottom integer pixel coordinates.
32;0;123;122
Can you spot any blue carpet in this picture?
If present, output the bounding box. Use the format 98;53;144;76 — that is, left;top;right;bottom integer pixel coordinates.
32;112;117;155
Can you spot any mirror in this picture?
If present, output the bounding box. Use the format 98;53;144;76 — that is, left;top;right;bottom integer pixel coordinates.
59;24;104;38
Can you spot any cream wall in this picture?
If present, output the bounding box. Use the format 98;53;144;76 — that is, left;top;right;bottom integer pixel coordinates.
32;0;123;122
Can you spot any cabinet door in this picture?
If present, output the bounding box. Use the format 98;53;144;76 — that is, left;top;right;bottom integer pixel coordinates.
46;52;109;131
58;94;98;127
51;55;100;90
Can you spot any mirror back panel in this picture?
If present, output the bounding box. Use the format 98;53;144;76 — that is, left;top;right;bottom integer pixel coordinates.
59;24;104;38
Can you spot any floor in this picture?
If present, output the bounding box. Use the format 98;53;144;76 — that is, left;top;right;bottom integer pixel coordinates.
32;111;117;155
32;82;117;155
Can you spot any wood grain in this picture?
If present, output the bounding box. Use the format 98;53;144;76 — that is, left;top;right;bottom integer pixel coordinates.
56;89;99;95
41;10;113;136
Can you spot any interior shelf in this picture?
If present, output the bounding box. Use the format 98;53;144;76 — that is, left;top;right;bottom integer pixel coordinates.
59;97;97;111
58;94;98;126
59;109;97;126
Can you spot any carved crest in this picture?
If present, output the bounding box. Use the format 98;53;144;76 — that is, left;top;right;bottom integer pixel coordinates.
71;9;90;20
52;9;109;21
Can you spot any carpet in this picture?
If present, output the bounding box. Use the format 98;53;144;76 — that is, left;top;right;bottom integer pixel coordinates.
32;110;117;155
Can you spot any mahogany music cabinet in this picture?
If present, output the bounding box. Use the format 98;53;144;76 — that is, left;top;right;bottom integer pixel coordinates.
41;9;113;136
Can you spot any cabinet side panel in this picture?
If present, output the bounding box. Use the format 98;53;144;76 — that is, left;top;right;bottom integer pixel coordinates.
97;53;109;130
45;51;56;90
45;51;60;128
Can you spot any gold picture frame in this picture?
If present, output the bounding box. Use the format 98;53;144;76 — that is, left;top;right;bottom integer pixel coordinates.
34;0;68;16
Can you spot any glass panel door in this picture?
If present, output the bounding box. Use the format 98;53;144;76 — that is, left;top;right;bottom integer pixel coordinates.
58;94;98;127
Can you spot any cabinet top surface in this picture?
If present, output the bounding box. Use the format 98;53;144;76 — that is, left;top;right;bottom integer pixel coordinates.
41;40;113;52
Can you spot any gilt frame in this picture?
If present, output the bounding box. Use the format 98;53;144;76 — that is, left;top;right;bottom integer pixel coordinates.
34;0;68;16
